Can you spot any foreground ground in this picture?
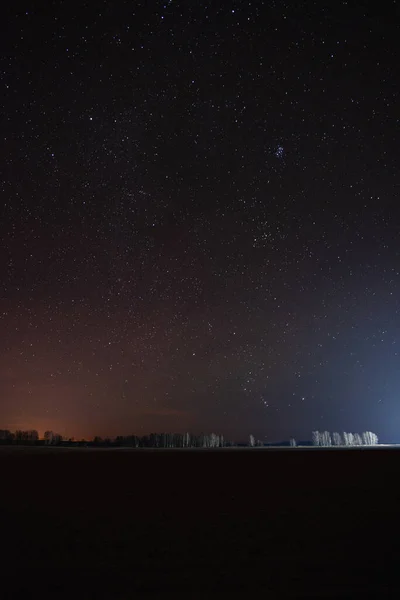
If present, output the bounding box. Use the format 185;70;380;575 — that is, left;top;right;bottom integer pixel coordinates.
1;446;399;598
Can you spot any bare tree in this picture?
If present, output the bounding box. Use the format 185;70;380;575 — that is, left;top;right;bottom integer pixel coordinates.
362;431;379;446
289;437;297;447
312;431;321;446
353;433;363;446
321;431;332;446
14;430;39;442
209;433;219;448
332;432;342;446
0;430;12;441
343;432;355;446
44;431;63;445
249;434;255;447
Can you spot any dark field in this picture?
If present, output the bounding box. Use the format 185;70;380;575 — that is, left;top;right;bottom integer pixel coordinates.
1;447;399;598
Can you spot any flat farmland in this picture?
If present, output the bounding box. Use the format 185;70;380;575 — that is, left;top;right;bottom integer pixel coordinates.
1;446;399;598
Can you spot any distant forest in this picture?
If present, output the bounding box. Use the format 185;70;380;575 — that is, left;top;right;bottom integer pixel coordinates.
0;429;379;448
0;430;227;448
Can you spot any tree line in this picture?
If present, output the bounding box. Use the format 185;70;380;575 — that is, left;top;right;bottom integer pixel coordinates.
0;429;226;448
0;429;67;444
311;430;379;446
0;429;40;442
0;428;380;448
98;432;226;448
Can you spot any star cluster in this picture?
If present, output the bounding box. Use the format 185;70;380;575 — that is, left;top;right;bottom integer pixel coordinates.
1;2;399;441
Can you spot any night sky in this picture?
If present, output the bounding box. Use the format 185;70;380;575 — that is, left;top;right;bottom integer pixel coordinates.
1;2;399;442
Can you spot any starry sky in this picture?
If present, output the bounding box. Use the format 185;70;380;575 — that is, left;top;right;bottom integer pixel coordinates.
1;1;399;442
